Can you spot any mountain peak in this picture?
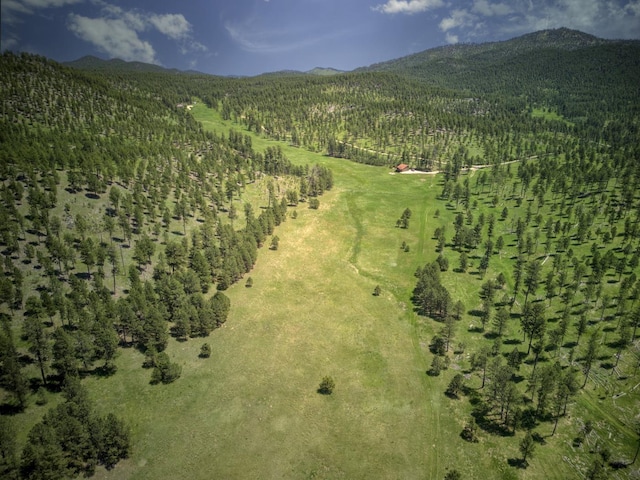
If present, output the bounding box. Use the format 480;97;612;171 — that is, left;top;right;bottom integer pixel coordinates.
513;28;606;49
357;28;616;74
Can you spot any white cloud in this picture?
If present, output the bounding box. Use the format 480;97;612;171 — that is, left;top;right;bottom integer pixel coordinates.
95;4;192;40
439;9;476;31
626;0;640;16
472;0;513;16
445;32;459;43
67;13;157;63
1;0;83;24
148;13;191;40
373;0;444;15
66;3;206;63
189;40;208;53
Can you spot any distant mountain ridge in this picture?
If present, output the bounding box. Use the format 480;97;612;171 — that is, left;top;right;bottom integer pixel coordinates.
64;55;344;78
64;55;206;75
357;28;611;73
63;28;639;89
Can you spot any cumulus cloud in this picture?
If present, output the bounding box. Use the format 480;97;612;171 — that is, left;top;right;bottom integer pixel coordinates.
148;13;191;40
68;13;157;63
66;3;205;63
445;32;459;43
1;0;83;24
373;0;445;15
439;9;476;31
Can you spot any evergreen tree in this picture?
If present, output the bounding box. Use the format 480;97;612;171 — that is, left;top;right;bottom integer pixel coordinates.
582;330;600;388
23;312;51;386
519;431;536;465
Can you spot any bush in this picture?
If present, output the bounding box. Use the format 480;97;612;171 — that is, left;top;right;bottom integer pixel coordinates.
318;376;335;395
461;417;478;442
444;470;461;480
199;343;211;358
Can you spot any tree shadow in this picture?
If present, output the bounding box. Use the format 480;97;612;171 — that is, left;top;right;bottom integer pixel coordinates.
599;361;615;370
0;402;25;415
92;364;118;377
532;431;546;444
474;415;514;437
508;458;528;469
18;353;34;367
609;460;628;470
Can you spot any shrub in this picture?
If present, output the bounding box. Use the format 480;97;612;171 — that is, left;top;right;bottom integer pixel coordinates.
199;343;211;358
318;376;335;395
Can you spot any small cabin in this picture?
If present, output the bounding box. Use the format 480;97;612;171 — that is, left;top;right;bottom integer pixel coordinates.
396;163;410;173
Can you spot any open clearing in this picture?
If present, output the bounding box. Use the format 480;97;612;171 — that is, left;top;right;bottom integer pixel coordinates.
83;105;634;480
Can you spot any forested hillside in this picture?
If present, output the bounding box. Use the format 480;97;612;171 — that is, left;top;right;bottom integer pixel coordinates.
359;28;640;119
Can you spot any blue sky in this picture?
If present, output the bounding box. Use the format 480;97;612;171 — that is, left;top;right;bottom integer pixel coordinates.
2;0;639;76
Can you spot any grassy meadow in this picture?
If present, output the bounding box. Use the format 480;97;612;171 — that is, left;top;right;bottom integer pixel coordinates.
72;104;638;480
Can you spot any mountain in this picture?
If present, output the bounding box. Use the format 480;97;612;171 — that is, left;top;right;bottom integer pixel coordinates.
356;28;640;115
358;28;609;74
63;55;208;75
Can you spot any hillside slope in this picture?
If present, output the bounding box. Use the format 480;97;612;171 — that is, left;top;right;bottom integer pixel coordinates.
358;28;640;116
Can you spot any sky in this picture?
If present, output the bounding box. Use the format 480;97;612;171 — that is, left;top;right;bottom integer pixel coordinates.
2;0;640;76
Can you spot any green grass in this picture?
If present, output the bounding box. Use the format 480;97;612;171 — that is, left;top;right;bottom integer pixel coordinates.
73;105;639;479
